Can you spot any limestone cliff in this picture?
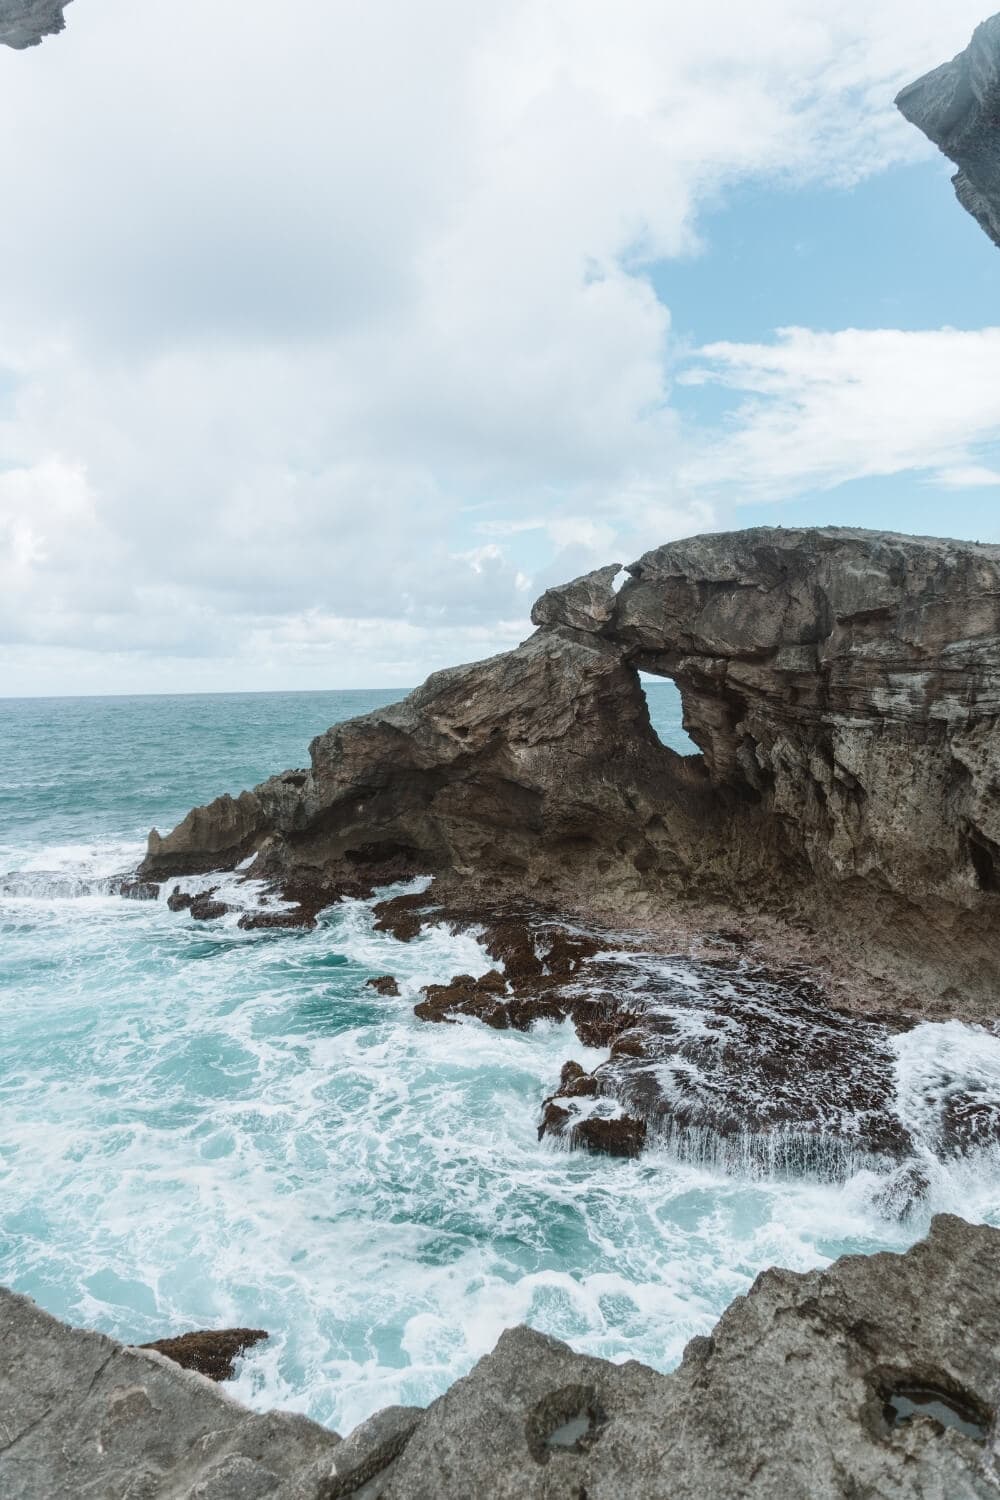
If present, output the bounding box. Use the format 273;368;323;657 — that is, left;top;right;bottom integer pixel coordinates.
0;0;73;49
3;1215;999;1498
141;527;1000;1016
897;12;1000;249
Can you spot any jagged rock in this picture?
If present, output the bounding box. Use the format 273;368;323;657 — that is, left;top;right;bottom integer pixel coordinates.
119;879;159;901
238;907;317;931
5;1217;999;1498
137;1327;269;1382
897;13;1000;249
382;1214;1000;1500
539;952;921;1174
0;1287;339;1498
139;528;1000;1018
189;889;230;921
167;888;194;912
0;0;72;48
366;975;401;996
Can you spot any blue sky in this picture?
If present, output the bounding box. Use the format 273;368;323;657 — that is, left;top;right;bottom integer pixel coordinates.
0;1;998;694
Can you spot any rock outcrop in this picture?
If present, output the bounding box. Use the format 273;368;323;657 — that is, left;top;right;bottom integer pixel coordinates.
0;0;73;48
141;527;1000;1018
4;1214;1000;1497
897;12;1000;249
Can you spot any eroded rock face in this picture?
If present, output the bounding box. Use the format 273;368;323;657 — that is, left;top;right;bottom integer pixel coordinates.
4;1215;999;1498
0;0;73;49
897;13;1000;249
140;527;1000;1016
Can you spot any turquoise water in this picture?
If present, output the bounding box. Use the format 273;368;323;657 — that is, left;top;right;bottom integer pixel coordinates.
1;685;998;1433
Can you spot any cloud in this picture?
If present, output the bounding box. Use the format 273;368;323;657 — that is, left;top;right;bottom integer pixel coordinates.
0;0;994;690
932;465;1000;490
678;327;1000;500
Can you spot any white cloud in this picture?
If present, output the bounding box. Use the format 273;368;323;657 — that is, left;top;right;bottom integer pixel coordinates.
679;327;1000;500
932;465;1000;490
0;0;993;691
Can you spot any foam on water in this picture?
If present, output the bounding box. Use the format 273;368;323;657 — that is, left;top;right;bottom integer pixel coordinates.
1;689;998;1437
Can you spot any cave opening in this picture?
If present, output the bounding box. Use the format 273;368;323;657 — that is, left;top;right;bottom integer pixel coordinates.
637;671;699;756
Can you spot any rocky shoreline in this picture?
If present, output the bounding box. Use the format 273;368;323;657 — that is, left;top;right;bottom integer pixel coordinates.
4;1214;999;1498
140;527;1000;1021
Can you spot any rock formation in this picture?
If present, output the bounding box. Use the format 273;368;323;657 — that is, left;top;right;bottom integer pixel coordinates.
141;527;1000;1018
0;0;73;48
897;12;1000;249
3;1214;999;1497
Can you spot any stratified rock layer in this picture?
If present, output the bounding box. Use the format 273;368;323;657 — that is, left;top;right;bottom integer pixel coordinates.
0;0;72;48
142;527;1000;1017
3;1215;999;1497
897;13;1000;248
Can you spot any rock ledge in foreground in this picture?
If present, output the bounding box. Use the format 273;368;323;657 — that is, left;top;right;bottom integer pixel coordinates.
3;1215;999;1498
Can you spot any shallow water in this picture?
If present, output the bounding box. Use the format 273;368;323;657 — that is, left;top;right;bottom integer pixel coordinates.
1;685;998;1434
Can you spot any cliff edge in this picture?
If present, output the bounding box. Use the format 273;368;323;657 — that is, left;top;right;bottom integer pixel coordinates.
3;1214;998;1498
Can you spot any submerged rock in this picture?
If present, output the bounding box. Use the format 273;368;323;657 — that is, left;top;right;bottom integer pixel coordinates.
897;14;1000;249
139;528;1000;1020
137;1326;269;1382
4;1215;998;1498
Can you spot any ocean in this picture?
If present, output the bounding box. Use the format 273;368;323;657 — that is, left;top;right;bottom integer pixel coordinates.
1;683;998;1434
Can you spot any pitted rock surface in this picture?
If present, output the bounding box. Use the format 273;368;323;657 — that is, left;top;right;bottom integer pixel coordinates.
4;1216;999;1498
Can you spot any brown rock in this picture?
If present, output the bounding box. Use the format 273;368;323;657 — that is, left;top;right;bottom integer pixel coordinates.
137;1327;268;1382
139;528;1000;1018
367;975;401;996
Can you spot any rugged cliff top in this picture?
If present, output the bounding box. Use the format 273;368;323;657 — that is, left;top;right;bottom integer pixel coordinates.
897;11;1000;248
3;1214;998;1498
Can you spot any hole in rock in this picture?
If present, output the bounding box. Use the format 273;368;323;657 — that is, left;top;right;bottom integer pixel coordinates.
883;1381;990;1443
526;1383;608;1464
638;673;699;756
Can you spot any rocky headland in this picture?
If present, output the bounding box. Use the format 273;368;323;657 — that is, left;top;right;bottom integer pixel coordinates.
142;526;1000;1020
136;526;1000;1179
3;1214;999;1498
897;12;1000;250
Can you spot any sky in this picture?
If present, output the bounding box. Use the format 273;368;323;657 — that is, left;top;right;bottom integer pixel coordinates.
1;0;998;696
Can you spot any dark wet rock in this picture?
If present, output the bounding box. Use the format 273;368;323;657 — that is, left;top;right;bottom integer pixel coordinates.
137;1326;269;1382
140;528;1000;1020
189;890;230;921
415;972;511;1028
0;0;73;48
373;892;439;942
871;1162;932;1222
238;907;318;931
167;888;194;912
367;975;401;996
897;14;1000;249
119;879;159;901
571;1113;647;1158
540;953;916;1176
5;1216;1000;1498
